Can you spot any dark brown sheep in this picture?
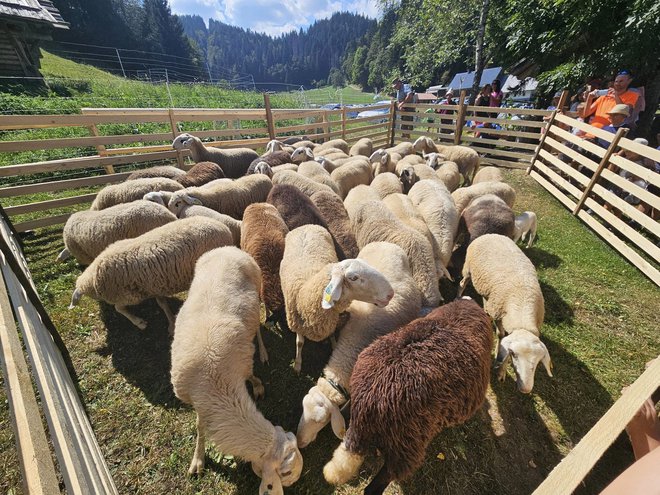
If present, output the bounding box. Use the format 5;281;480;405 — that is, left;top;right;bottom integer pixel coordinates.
310;190;359;259
323;298;493;495
266;183;328;232
240;203;289;321
451;194;515;277
176;161;226;187
246;150;293;174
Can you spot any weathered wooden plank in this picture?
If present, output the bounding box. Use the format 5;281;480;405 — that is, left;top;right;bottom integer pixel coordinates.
13;213;74;232
547;126;606;159
538;149;590;187
590;183;658;234
0;172;132;198
554;113;617;141
543;135;602;170
344;122;390;135
461;145;533;161
465;106;552;117
0;270;60;495
599;168;660;209
4;194;97;216
465;116;547;128
608;155;660;188
479;157;529;169
532;158;585;200
460;135;539;151
0;132;174;153
533;358;660;494
0;151;177;177
618;136;660;163
0;113;171;130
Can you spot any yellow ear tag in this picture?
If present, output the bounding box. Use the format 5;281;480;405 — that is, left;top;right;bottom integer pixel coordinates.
323;283;334;304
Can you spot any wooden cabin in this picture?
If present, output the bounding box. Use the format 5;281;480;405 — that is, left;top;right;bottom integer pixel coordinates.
0;0;68;77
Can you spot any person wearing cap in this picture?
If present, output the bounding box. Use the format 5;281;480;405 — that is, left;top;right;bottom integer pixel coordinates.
596;103;631;148
584;70;639;129
392;78;417;138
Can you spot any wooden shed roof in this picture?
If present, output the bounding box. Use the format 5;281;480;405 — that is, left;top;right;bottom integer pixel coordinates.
0;0;68;29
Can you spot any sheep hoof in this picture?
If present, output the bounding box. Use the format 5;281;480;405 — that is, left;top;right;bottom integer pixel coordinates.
293;362;302;374
135;319;148;331
187;458;205;475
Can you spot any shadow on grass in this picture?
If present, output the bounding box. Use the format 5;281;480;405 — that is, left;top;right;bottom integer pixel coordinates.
524;246;562;269
540;280;574;326
97;298;182;407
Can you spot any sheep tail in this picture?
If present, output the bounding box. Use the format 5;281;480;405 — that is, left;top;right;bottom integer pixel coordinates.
56;248;70;262
68;288;83;309
323;442;364;485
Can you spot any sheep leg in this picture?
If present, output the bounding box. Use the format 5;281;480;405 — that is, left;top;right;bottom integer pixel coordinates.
248;375;265;399
115;305;148;330
156;297;176;336
293;333;305;374
456;274;470;298
255;326;269;364
188;413;206;475
329;334;337;350
527;227;537;248
364;465;392;495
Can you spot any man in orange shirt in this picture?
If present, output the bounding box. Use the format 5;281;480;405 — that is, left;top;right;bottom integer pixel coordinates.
584;70;639;129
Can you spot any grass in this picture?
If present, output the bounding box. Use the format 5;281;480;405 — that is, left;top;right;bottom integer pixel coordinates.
0;169;658;495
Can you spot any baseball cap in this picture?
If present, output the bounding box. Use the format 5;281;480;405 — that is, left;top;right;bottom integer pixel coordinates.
617;69;632;76
607;104;630;117
633;137;648;146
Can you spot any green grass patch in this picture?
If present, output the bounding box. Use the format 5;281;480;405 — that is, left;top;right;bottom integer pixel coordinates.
0;170;657;494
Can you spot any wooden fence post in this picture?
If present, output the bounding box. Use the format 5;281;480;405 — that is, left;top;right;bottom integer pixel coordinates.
527;109;559;175
87;124;114;174
167;109;184;169
572;127;628;215
557;89;570;113
322;110;329;141
388;101;397;146
263;93;276;140
341;106;347;140
454;90;468;145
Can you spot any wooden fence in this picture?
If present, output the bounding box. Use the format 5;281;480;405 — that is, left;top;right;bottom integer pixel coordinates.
527;112;660;285
0;97;392;232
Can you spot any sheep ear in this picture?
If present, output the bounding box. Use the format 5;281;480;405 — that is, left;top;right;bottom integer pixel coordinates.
541;344;553;377
184;194;202;206
305;148;314;159
380;154;388;165
329;403;346;439
322;272;344;309
495;339;510;365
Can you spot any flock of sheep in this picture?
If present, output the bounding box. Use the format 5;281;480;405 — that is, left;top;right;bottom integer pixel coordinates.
60;132;548;495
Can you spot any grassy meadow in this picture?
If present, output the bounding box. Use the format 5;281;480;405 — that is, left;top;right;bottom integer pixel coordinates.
1;168;658;495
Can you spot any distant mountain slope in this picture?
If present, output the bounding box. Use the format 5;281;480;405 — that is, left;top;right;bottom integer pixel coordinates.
178;12;376;87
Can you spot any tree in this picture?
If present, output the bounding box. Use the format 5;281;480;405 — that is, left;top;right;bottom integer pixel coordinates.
470;0;491;104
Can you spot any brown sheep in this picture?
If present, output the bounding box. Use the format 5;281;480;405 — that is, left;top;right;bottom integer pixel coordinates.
310;190;359;259
323;298;493;495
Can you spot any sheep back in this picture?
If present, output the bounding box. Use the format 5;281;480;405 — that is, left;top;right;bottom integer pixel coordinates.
452;181;516;216
316;139;349;154
349;138;373;157
310;190;359;259
435;161;461;192
460;194;515;245
240;203;288;313
331;161;373;199
74;217;234;306
247;150;292;174
464;234;544;333
91;178;183;210
267;184;327;232
63;200;176;265
127;165;186;181
472;166;503;184
188;136;259;178
298;161;341;196
436;144;480;183
345;298;493;481
370;172;402;198
272;169;334;197
178;204;242;246
177;161;226;187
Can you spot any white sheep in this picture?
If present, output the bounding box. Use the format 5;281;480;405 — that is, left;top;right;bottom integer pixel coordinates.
90;177;183;210
170;246;303;493
398;163;442;194
457;233;552;393
143;190;175;206
69;217;234;334
369;172;402;199
473;165;503;184
394;153;425;176
349;200;442;306
408;179;459;275
297;161;341;196
385;141;414;157
349;137;373;157
280;224;394;373
369;149;395;176
176;204;242;247
342;184;381;219
290;146;315;164
172;133;259;178
57;200;176;265
452;181;517;216
265;139;294;154
127;165;186;181
167;174;272;219
513;211;538;248
272;169;335;197
435;161;461;192
314;156;341;173
414;136;480;184
330;159;373;199
296;242;422;448
314;139;350;154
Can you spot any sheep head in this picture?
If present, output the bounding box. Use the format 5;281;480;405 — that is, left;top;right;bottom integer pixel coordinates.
369;149;390;176
266;139;284;154
167;191;202;215
251;426;302;495
172;133;194;150
495;329;553;393
413;136;436;154
423;152;447;170
143;191;174;206
321;259;394;310
296;385;345;448
399;166;418;194
254;161;274;178
291;146;314;164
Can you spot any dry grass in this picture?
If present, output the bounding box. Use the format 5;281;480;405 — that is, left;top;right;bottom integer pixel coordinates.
1;169;658;495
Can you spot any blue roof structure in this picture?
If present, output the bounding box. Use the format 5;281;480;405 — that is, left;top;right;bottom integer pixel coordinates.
446;67;504;91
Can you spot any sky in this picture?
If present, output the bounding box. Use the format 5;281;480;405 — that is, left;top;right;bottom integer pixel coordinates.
169;0;381;37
